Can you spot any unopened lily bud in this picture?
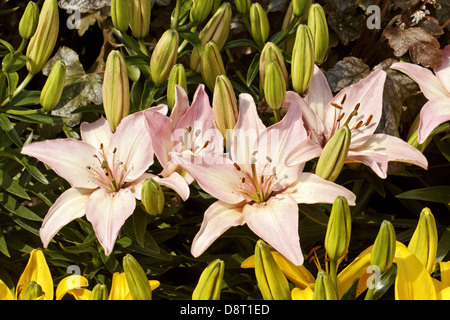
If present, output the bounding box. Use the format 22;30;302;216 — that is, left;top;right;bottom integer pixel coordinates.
307;3;329;64
291;24;315;95
255;240;291;300
259;42;289;88
150;29;179;86
292;0;312;18
89;284;109;300
111;0;130;32
235;0;251;15
315;125;351;182
212;75;238;142
249;3;270;48
167;64;187;110
192;259;225;300
201;41;226;91
21;281;44;300
371;220;396;273
102;50;130;132
325;196;351;262
408;208;438;274
313;270;337;300
19;2;39;40
190;0;214;25
141;178;165;216
129;0;151;39
264;61;286;111
26;0;59;75
190;2;232;72
40;61;66;112
123;254;153;300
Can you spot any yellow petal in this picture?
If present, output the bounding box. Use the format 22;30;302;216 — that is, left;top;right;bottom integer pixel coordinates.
241;255;255;268
439;261;450;285
337;245;373;299
394;242;436;300
68;288;92;300
55;275;89;300
16;249;53;300
0;279;14;300
291;285;314;300
150;280;160;291
109;272;132;300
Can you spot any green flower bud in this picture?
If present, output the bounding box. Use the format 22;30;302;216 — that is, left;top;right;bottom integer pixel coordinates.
190;0;214;25
259;42;289;88
26;0;59;75
235;0;251;15
111;0;130;32
21;281;44;300
190;2;232;72
249;3;270;48
212;75;238;144
264;61;286;111
141;178;165;216
40;61;66;112
291;24;315;95
280;2;296;54
292;0;312;18
192;259;225;300
307;3;329;64
370;220;396;273
150;29;179;86
408;208;438;274
315;125;351;182
129;0;151;39
254;240;291;300
123;254;153;300
167;64;187;110
201;41;226;91
313;270;337;300
19;2;39;40
102;50;130;132
324;196;351;262
89;284;109;300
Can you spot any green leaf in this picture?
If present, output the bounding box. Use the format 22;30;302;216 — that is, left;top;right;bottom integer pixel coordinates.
223;39;260;51
0;170;30;200
436;227;450;262
396;186;450;205
370;264;397;300
133;209;148;248
0;113;22;148
7;90;40;107
0;192;42;221
0;227;10;257
0;148;48;185
246;53;260;87
298;204;329;226
179;31;203;54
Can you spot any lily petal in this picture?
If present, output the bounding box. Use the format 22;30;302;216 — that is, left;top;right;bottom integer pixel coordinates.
0;279;14;300
153;172;190;201
55;275;90;300
86;188;136;256
391;62;449;100
418;98;450;144
305;65;334;122
243;194;304;266
22;139;101;189
109;111;154;182
285;172;356;206
346;150;389;179
144;108;174;168
80;116;113;150
434;45;450;94
191;200;245;257
40;188;92;248
170;85;190;129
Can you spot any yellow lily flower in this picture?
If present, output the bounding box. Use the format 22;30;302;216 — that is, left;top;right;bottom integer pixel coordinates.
0;279;14;300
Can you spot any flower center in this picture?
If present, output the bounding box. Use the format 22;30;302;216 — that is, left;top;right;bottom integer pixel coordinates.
87;144;129;193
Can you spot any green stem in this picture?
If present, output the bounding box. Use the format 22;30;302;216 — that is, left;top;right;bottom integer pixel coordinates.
171;0;182;29
178;27;198;54
4;107;44;116
17;38;28;54
1;72;34;107
138;38;149;56
364;287;375;300
273;16;299;46
273;108;281;122
329;259;338;298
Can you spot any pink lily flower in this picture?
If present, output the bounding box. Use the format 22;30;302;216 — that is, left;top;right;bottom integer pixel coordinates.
391;45;450;144
144;84;224;189
291;66;428;179
21;112;185;255
172;93;356;266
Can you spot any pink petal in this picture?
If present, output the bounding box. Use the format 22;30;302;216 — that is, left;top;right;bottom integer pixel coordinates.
350;133;428;174
346;150;389;179
324;69;387;147
85;188;136;256
172;154;247;204
305;65;334;122
243;194;304;266
21;139;101;189
176;85;212;130
169;85;190;129
285;172;356;205
40;188;92;248
154;172;190;201
80;116;113;150
418;98;450;144
144;108;174;168
391;62;449;100
434;45;450;94
151;104;169;116
109;111;154;182
191;201;244;258
125;172;155;200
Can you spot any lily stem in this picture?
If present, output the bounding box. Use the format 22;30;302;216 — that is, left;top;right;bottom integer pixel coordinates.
273;108;281;123
329;259;338;298
1;72;34;107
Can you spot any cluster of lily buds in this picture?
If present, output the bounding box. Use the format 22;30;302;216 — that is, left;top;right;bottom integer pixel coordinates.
324;196;351;262
19;1;39;40
235;0;252;15
201;41;226;91
40;61;66;112
89;284;109;300
192;259;225;300
313;270;337;300
26;0;59;75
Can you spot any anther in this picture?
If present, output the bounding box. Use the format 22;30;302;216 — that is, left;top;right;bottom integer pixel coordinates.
266;156;272;162
340;94;347;105
113;147;117;153
233;163;241;171
331;102;343;110
365;114;373;126
336;113;345;122
354;103;360;111
195;129;201;137
354;120;363;130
